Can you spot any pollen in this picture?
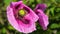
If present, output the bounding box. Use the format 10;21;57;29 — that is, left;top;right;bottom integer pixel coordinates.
18;9;26;16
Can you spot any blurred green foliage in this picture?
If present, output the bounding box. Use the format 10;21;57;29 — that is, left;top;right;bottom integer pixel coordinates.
0;0;60;34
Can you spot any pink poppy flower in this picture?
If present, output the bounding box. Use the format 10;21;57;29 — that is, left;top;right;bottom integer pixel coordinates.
34;4;49;30
7;1;39;33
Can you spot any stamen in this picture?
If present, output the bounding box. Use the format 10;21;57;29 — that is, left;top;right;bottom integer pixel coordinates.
18;9;26;17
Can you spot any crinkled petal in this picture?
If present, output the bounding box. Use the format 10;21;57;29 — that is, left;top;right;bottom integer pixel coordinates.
17;15;36;33
7;6;22;32
35;9;49;30
34;4;47;11
22;4;39;22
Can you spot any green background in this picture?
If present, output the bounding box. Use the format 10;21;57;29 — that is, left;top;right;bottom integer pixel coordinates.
0;0;60;34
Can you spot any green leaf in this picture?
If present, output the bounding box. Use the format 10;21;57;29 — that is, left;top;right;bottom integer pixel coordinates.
4;0;12;6
23;0;27;4
50;0;56;3
4;0;17;6
29;0;34;5
1;28;6;34
56;0;60;3
46;3;51;7
12;0;17;2
50;23;60;29
57;31;60;34
23;0;34;5
50;7;55;16
36;0;41;3
56;8;60;12
32;4;35;8
46;9;50;16
8;25;14;30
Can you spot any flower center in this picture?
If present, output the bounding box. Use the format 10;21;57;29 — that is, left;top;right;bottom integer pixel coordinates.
17;9;30;24
18;9;26;17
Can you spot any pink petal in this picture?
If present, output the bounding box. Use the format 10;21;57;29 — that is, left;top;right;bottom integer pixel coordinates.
34;4;47;11
7;6;22;32
36;9;49;30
